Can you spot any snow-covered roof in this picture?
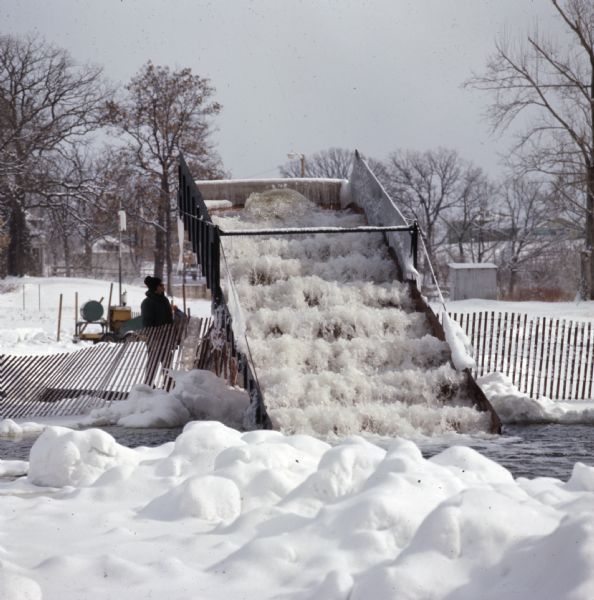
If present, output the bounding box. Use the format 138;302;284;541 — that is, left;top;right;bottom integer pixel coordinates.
204;200;234;210
92;236;131;253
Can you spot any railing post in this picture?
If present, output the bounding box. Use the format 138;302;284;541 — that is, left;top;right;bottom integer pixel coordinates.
411;221;419;270
212;226;223;308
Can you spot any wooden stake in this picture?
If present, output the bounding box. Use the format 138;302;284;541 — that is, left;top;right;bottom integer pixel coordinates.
107;283;114;330
75;292;79;328
57;293;63;342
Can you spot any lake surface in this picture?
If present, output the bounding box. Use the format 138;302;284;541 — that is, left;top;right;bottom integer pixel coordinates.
419;424;594;480
0;423;592;481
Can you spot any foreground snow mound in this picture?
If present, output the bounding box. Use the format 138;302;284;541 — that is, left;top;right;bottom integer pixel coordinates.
2;421;594;598
28;426;139;487
0;419;45;438
0;572;42;600
140;475;241;522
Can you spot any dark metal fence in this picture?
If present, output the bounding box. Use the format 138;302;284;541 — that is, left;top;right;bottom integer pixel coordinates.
178;154;270;428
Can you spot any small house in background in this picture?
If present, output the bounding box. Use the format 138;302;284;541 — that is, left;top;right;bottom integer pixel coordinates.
92;236;136;277
448;263;498;300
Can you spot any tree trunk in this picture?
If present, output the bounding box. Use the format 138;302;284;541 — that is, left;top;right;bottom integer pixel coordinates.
508;264;518;297
153;214;165;279
84;231;93;277
63;233;71;277
7;198;31;276
586;163;594;300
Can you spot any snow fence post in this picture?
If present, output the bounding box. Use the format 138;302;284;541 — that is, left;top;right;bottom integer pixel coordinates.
57;293;63;342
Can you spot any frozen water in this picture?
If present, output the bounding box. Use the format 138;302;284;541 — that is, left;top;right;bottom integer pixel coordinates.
214;191;485;437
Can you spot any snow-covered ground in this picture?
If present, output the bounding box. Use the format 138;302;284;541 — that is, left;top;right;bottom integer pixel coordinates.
2;277;594;598
440;297;594;323
0;276;211;355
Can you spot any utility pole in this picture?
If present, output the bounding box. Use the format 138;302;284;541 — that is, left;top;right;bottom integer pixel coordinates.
118;203;127;306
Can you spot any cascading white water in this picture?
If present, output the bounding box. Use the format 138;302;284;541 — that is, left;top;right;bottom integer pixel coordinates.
215;190;490;437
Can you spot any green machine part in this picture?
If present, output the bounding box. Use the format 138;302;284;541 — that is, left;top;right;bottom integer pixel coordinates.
80;300;104;322
120;316;143;334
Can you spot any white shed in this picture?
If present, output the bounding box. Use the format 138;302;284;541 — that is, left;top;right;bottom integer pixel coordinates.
448;263;498;300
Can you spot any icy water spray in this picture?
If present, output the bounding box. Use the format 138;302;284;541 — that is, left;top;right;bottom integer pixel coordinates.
214;190;490;437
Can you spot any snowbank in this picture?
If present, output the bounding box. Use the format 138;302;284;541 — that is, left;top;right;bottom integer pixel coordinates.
480;372;594;424
1;421;594;598
82;370;251;430
28;426;139;487
0;419;45;437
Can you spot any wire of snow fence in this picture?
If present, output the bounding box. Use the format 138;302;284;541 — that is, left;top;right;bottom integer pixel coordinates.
0;318;212;419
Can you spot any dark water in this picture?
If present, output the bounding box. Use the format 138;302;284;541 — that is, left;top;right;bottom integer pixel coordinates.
1;424;593;481
0;427;182;462
419;424;594;480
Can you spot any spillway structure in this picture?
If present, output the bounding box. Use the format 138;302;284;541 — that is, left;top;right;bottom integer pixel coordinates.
178;152;501;437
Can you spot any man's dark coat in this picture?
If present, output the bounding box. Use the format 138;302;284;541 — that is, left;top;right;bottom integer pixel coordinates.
141;291;173;328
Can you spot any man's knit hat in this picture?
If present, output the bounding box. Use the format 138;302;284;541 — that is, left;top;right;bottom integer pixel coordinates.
144;276;163;292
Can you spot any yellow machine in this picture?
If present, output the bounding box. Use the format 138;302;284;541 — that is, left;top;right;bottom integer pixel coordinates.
74;301;141;343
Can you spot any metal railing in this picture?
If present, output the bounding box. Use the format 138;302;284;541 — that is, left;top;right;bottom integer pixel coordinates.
178;155;270;428
177;153;509;433
177;154;423;430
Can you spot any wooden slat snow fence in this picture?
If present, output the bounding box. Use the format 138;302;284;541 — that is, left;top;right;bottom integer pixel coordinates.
449;312;594;400
0;317;212;419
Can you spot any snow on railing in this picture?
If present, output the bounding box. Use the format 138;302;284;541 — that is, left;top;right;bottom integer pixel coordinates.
348;151;420;284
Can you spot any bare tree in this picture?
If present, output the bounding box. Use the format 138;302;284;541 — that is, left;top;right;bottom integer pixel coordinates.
466;0;594;298
91;149;165;276
0;34;109;276
383;148;487;280
280;147;354;178
106;62;225;288
441;171;501;264
496;178;561;295
0;217;8;277
38;149;116;276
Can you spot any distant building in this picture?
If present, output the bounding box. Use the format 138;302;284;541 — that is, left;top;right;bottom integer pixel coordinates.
92;236;136;277
449;263;498;300
27;213;48;276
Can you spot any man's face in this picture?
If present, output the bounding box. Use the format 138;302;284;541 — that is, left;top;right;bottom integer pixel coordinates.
156;283;165;295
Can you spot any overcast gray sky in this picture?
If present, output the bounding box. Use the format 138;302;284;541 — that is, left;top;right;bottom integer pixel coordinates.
2;0;563;178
